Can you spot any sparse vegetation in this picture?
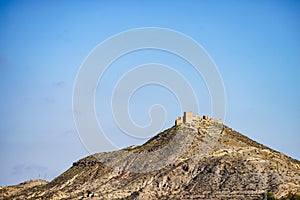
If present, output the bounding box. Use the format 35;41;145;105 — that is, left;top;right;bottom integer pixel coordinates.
266;192;277;200
281;193;300;200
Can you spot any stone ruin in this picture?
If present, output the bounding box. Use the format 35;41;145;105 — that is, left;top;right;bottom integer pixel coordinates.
175;111;199;125
175;111;221;126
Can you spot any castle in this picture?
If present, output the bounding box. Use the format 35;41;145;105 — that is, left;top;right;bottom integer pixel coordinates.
175;111;217;126
175;111;199;125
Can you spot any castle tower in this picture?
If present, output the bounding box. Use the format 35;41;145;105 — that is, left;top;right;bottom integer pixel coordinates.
183;111;192;123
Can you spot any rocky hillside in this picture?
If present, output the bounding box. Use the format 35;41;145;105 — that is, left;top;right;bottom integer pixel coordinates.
0;179;48;199
1;117;300;199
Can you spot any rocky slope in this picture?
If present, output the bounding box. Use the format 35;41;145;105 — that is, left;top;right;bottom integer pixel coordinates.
1;117;300;199
0;180;48;199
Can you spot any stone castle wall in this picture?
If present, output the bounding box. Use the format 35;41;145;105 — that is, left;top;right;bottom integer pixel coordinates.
175;112;221;126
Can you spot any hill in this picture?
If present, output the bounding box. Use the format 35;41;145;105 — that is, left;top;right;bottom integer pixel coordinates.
1;115;300;199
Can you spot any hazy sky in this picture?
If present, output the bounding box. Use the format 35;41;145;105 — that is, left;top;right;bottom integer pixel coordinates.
0;0;299;186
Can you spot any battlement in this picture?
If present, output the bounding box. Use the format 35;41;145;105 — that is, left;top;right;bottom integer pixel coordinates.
175;112;221;125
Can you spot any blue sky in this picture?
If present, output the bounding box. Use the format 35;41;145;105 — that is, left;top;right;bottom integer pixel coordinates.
0;0;299;186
